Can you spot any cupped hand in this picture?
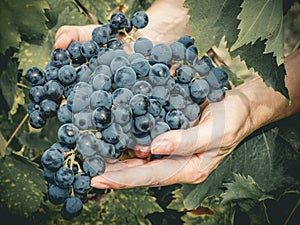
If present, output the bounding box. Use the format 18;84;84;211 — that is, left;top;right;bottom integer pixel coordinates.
90;85;256;189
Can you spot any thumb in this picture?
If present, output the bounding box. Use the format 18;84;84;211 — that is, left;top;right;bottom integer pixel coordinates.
150;123;211;155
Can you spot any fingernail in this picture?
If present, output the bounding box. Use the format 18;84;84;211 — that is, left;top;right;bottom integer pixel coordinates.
151;141;173;154
91;182;110;189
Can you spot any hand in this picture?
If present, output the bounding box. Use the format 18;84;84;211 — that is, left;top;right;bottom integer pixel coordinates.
90;85;256;189
90;48;300;189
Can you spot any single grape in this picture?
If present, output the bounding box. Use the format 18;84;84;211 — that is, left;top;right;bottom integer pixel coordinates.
25;66;46;86
111;104;132;125
51;142;72;153
92;65;113;80
128;52;144;62
44;167;56;183
29;110;46;128
134;113;155;133
98;141;117;158
133;132;152;146
129;94;150;116
82;154;106;177
101;123;123;144
109;11;128;29
182;103;201;121
205;67;228;89
58;65;77;86
40;99;58;118
207;87;226;102
112;87;133;106
73;173;91;194
148;98;162;117
73;109;93;130
150;121;170;139
80;40;99;58
92;106;113;129
178;35;195;48
193;57;211;76
41;147;64;171
133;37;153;57
185;45;198;64
114;66;137;88
148;63;171;85
76;133;101;157
150;43;172;65
131;80;152;96
43;80;64;101
50;48;71;67
130;57;150;78
190;79;210;99
151;85;170;106
55;166;74;188
45;65;59;81
107;38;124;50
131;11;149;29
67;41;83;59
48;183;69;205
166;94;186;110
92;24;116;45
61;197;83;220
165;109;190;130
57;123;80;147
110;55;129;74
90;90;112;109
175;65;194;83
29;85;45;103
170;41;186;61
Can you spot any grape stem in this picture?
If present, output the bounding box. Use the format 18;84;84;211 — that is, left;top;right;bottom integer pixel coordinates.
17;82;31;90
5;113;29;149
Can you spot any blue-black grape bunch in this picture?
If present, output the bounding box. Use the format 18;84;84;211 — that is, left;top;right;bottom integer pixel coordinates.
25;10;228;220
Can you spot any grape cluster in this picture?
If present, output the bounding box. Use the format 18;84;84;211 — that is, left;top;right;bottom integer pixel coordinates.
25;10;228;220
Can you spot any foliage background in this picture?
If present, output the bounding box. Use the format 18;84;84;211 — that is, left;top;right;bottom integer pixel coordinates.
0;0;299;224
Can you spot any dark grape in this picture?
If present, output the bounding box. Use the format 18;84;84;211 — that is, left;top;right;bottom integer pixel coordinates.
83;155;106;177
48;183;69;205
51;48;70;67
41;147;64;171
61;197;83;220
76;133;101;157
131;11;149;29
25;66;46;86
55;166;74;188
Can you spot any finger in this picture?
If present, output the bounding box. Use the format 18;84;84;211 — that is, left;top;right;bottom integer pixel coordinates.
91;154;208;189
54;25;99;49
150;102;226;155
104;158;148;172
134;145;151;158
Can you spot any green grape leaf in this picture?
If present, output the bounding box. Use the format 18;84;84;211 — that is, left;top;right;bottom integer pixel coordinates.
230;39;289;99
264;20;284;65
99;188;163;224
0;2;21;54
0;153;47;217
220;173;273;205
18;131;51;151
231;0;283;52
184;0;242;55
0;0;49;54
0;60;18;109
4;0;49;38
181;123;298;210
